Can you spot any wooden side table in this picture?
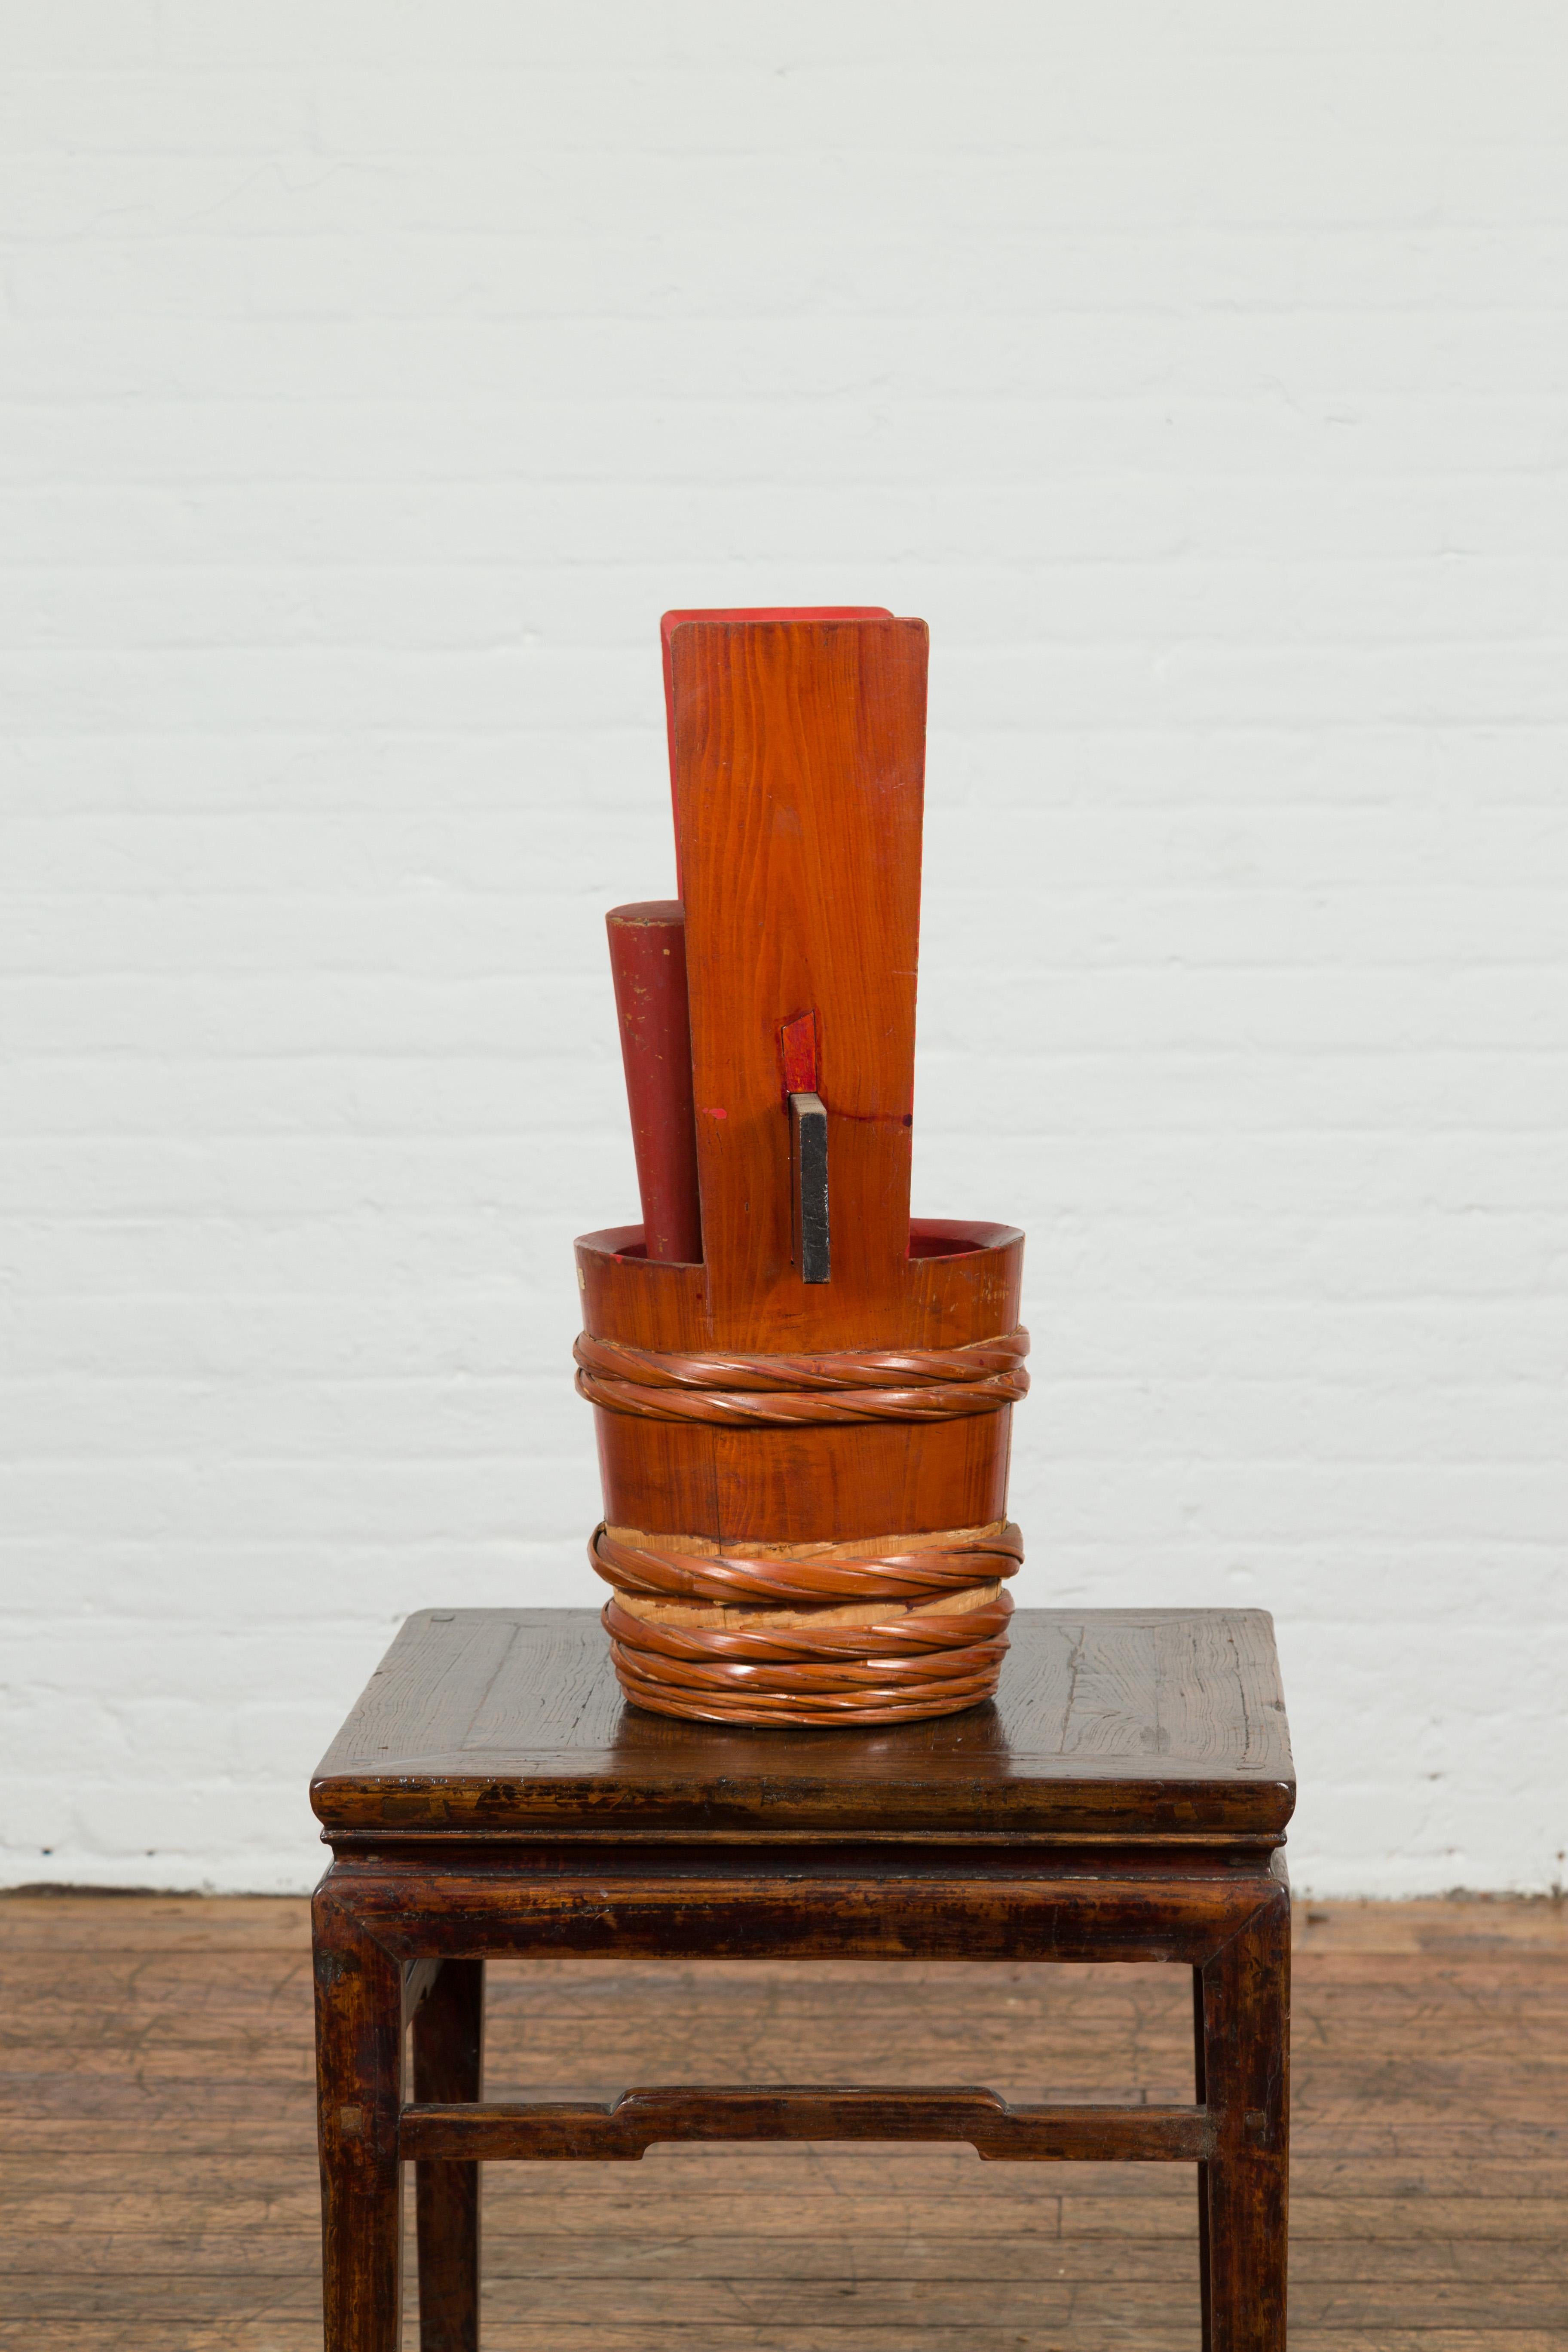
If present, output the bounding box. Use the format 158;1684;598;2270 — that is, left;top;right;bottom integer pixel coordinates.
312;1606;1293;2350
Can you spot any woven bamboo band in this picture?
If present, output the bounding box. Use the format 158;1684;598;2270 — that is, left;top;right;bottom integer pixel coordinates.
605;1587;1014;1728
574;1327;1029;1428
595;1518;1020;1725
591;1519;1024;1606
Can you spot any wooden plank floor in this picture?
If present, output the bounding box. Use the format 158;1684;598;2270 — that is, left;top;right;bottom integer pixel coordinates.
1;1891;1564;2349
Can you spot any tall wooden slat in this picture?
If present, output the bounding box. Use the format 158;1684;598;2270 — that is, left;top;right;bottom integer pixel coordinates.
669;616;928;1339
659;607;890;890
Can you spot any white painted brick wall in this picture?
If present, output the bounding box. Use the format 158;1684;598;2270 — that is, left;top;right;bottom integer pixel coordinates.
3;2;1565;1895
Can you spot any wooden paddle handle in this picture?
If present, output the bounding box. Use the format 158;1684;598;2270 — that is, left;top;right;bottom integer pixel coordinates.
606;902;702;1265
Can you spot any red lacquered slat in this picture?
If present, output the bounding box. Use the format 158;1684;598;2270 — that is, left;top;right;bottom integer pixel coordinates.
605;901;702;1265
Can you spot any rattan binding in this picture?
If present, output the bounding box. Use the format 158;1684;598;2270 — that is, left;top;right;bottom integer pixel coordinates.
577;1329;1029;1724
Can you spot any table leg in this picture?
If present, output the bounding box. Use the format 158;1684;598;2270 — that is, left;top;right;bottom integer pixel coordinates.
1197;1886;1290;2351
314;1886;404;2352
1192;1966;1212;2340
413;1959;485;2352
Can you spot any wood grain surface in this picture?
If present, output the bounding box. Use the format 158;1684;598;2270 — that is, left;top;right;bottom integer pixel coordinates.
657;608;891;894
309;1607;1294;1841
670;616;927;1330
3;1891;1563;2348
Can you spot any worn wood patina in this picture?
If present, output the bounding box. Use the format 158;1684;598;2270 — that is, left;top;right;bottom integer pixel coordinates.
311;1605;1294;2350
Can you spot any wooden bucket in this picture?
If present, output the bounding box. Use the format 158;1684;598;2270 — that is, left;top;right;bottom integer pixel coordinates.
575;612;1026;1725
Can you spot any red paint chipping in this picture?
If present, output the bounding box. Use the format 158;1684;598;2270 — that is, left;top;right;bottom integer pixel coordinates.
780;1011;819;1095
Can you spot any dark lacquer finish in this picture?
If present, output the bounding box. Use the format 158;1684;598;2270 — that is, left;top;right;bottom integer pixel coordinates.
411;1957;483;2352
402;2086;1212;2164
312;1606;1293;1843
312;1607;1292;2352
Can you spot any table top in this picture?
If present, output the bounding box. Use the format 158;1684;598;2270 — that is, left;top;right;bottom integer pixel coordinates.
311;1608;1293;1844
